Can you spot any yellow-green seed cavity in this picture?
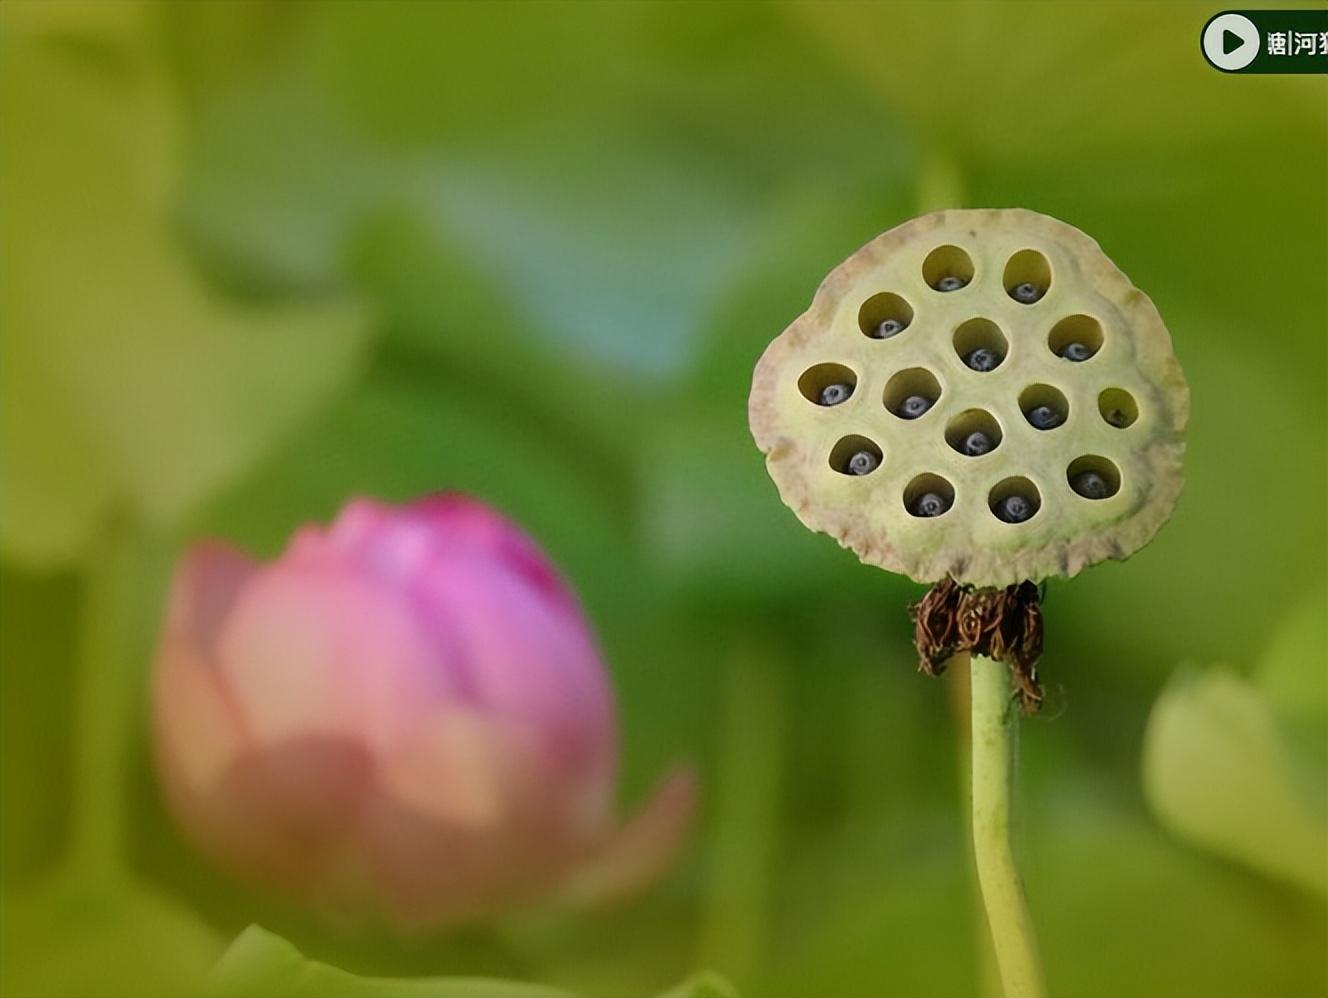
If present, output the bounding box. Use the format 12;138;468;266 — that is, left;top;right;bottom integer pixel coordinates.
748;208;1189;586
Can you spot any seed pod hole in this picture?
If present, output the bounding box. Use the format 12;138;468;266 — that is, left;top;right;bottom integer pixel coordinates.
1098;387;1139;428
883;367;942;420
1067;455;1121;499
989;477;1042;524
829;435;882;477
922;245;975;292
904;473;955;519
858;292;915;339
1018;383;1069;430
945;409;1003;457
1048;314;1103;361
1003;249;1051;304
953;318;1008;372
798;363;858;406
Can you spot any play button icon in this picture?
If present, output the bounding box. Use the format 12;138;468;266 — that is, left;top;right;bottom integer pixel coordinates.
1203;12;1260;71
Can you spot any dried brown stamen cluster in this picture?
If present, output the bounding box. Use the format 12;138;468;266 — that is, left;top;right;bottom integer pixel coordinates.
910;577;1044;712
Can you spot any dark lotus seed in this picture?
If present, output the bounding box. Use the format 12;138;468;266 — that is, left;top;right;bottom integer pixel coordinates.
897;394;933;419
819;383;852;406
935;275;967;292
848;450;878;476
962;430;993;456
964;347;1002;372
911;492;950;518
996;494;1033;523
1071;470;1109;499
1011;282;1043;304
1026;404;1063;430
872;318;906;339
1106;408;1129;427
1060;342;1093;362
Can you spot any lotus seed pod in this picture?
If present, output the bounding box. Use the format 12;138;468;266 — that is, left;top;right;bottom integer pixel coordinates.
748;208;1188;587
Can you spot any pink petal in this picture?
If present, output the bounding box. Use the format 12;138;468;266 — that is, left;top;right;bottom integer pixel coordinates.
153;542;255;824
407;493;573;602
215;560;446;759
557;766;698;909
189;736;375;895
163;540;258;655
363;707;606;928
414;553;615;751
322;494;580;612
273;494;614;750
153;637;247;803
379;707;531;832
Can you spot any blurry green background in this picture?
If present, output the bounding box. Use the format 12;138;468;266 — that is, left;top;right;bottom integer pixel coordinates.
1;2;1325;996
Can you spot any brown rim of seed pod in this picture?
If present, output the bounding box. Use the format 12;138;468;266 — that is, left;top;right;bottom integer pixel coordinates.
748;208;1188;710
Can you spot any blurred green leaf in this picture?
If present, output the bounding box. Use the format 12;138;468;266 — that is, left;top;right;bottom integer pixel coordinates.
653;971;740;998
209;924;578;998
0;18;371;569
1256;589;1328;821
766;821;975;998
1256;588;1328;720
638;181;920;607
0;565;77;882
1030;794;1327;998
1142;667;1327;895
347;212;643;467
173;5;750;377
1;873;222;998
640;404;879;607
793;0;1322;167
170;2;926;380
770;791;1327;998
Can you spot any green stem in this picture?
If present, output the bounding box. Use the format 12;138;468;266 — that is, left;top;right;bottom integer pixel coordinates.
916;146;964;213
68;522;170;882
969;654;1045;998
915;146;1001;995
698;637;785;992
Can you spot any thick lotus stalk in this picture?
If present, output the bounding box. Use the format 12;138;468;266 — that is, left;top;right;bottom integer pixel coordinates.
748;208;1189;997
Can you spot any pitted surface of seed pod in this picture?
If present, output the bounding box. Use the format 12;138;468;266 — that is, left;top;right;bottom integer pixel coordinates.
748;208;1189;586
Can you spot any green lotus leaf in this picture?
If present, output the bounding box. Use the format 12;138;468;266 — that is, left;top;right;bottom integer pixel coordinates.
0;17;371;568
792;1;1322;166
1;873;222;998
653;971;741;998
208;925;578;998
1143;665;1327;896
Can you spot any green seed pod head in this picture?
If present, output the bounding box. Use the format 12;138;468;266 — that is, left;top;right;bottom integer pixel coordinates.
749;209;1188;587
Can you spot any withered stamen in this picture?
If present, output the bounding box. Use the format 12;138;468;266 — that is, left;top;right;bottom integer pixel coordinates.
909;576;1044;712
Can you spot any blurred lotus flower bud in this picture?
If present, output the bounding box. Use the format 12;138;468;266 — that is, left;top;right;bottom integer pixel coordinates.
152;494;695;930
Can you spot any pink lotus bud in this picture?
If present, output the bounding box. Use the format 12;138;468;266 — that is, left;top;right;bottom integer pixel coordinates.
152;494;694;930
